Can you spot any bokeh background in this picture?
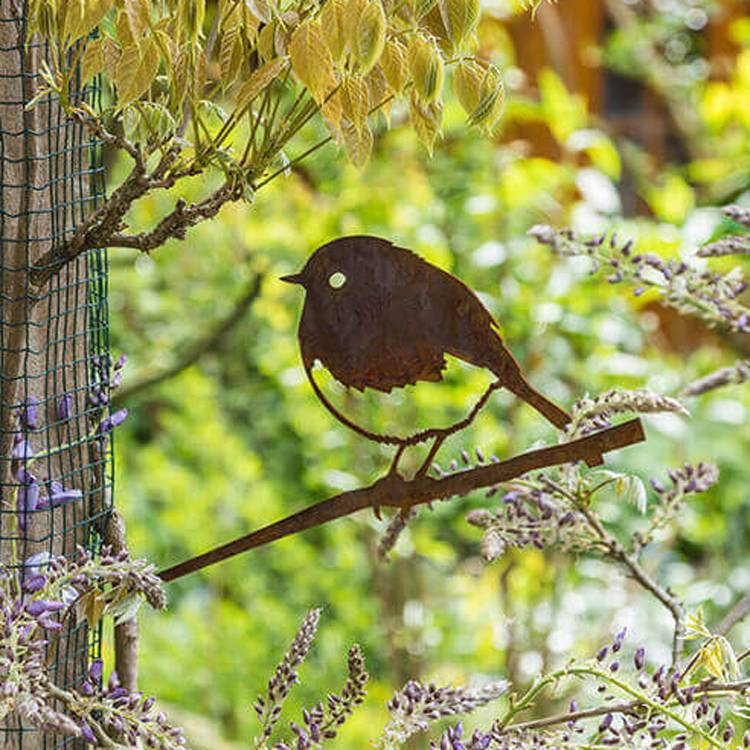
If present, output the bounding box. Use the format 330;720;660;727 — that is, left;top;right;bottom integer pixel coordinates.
104;0;750;746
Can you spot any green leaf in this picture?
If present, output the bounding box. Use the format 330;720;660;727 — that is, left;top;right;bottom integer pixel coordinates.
353;1;386;75
61;0;115;46
80;38;106;84
438;0;479;47
114;37;160;106
341;118;373;168
235;57;287;110
408;36;444;104
289;19;335;103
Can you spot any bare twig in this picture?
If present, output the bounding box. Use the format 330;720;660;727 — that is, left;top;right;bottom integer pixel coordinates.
716;591;750;637
113;272;263;405
158;418;645;582
511;700;641;731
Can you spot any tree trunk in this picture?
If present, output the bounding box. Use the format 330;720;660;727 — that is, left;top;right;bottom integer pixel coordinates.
0;2;110;747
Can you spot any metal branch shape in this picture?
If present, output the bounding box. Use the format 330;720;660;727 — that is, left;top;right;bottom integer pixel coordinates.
158;418;645;582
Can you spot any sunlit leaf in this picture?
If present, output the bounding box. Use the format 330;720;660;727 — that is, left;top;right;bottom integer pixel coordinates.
353;1;386;75
80;38;106;83
341;117;373;168
409;90;442;153
236;57;287;110
321;0;347;62
438;0;479;47
381;39;408;92
114;37;160;106
408;35;444;104
290;19;335;103
220;24;244;87
61;0;114;46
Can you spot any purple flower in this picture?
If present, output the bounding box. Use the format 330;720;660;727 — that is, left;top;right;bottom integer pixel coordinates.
88;658;104;683
23;574;47;593
634;647;646;670
38;480;83;510
12;435;34;463
80;721;96;744
58;394;73;420
114;354;127;370
98;408;128;435
599;713;613;732
25;599;65;617
23;551;51;579
16;397;40;430
596;646;609;662
17;469;40;530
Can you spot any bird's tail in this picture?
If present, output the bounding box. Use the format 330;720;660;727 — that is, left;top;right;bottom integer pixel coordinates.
489;348;604;466
502;372;571;430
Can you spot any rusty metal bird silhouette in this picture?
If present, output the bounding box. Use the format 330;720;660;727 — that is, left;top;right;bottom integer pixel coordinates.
283;236;602;472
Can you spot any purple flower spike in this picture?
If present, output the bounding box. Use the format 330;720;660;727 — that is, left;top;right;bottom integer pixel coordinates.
114;354;127;370
98;408;128;435
16;397;40;430
12;435;34;463
80;721;96;744
88;658;104;683
58;394;73;421
17;470;40;531
108;670;120;692
23;574;47;593
38;481;83;509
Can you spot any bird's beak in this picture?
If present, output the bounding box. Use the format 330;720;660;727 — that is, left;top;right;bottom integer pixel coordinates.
280;272;305;286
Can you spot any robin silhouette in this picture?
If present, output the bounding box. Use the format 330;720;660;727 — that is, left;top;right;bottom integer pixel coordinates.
283;236;595;461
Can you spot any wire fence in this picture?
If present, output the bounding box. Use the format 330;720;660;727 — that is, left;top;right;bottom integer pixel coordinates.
0;2;110;747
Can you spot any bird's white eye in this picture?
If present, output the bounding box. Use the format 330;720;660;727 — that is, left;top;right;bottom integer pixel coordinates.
328;271;347;290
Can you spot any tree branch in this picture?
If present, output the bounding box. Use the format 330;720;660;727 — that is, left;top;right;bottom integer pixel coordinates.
716;591;750;637
158;418;645;582
113;272;263;405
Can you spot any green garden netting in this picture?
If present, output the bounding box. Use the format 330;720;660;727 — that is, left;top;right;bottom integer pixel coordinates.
0;2;111;747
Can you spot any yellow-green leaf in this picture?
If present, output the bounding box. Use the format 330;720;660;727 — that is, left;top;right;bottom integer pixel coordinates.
289;19;335;103
115;8;137;48
438;0;478;47
171;45;189;109
258;23;277;62
408;36;443;104
409;90;441;153
420;4;453;55
178;0;205;43
246;0;273;24
343;0;368;48
101;36;120;80
367;64;391;124
236;57;287;109
321;0;347;62
413;0;439;18
80;38;105;83
61;0;115;46
114;37;160;106
220;25;243;86
354;1;386;75
380;39;408;92
341;117;372;168
123;0;150;43
455;59;504;131
340;74;369;132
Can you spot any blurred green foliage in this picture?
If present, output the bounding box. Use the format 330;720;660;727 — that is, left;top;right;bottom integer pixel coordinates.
106;2;750;745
